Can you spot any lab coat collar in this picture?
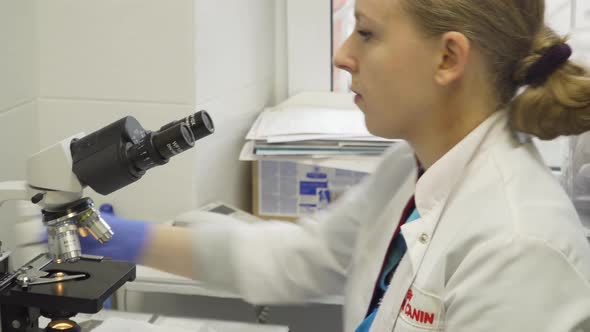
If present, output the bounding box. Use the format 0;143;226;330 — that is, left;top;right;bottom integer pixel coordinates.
414;110;508;217
401;111;509;270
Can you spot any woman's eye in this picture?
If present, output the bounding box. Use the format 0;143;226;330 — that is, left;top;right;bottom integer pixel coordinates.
357;30;373;41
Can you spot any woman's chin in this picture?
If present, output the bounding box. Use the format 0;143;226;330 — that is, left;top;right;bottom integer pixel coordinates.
365;122;388;139
364;119;401;139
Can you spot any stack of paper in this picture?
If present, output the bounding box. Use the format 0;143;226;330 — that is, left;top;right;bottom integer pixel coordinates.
241;105;399;159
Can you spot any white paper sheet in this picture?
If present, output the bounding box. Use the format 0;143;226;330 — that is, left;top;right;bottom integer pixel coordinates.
245;110;267;140
245;103;396;148
93;318;201;332
265;134;393;143
254;106;373;138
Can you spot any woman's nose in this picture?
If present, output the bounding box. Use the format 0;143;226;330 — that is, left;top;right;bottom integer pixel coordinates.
333;39;357;74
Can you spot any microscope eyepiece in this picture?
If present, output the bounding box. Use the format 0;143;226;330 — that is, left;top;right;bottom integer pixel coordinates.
70;111;214;195
161;110;215;141
153;122;196;158
126;122;196;172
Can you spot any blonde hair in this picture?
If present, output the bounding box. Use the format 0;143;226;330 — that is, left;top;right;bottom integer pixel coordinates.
400;0;590;140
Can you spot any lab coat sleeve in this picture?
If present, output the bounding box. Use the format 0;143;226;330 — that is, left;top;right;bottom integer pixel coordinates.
444;235;590;331
180;173;375;305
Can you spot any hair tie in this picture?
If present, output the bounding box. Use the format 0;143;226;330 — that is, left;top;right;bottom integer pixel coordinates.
524;43;572;85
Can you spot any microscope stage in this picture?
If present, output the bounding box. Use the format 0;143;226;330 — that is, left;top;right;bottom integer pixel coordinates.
0;258;135;314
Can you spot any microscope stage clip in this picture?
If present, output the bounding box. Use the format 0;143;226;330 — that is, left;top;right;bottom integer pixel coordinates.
14;253;86;288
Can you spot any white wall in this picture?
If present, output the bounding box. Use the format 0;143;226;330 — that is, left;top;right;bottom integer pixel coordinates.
0;0;38;253
0;0;38;181
35;0;276;221
0;0;39;260
192;0;275;210
274;0;289;104
287;0;332;96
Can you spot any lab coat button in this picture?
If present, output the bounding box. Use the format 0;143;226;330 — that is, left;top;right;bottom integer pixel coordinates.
419;233;429;244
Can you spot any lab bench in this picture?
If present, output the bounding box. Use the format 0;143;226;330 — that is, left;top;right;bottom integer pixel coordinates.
119;265;344;307
117;265;344;332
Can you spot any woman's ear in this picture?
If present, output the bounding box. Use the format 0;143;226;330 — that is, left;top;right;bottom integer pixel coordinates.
434;32;471;86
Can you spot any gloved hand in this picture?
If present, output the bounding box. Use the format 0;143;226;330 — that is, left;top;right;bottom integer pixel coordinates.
78;204;152;263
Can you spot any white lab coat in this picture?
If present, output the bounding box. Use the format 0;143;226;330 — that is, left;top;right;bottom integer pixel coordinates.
181;111;590;331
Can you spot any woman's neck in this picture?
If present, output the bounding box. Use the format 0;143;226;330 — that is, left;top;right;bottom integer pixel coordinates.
408;92;497;169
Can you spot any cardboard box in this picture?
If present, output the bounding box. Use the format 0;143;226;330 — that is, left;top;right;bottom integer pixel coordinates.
252;160;368;221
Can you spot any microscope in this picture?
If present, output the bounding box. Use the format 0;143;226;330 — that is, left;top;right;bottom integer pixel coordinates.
0;111;214;331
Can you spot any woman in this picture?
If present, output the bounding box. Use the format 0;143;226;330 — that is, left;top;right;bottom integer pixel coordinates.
89;0;590;330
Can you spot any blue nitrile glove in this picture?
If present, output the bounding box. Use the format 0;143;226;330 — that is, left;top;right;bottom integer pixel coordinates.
77;204;152;263
99;203;115;215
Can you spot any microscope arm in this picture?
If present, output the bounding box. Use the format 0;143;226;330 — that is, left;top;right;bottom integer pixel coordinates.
0;181;28;208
